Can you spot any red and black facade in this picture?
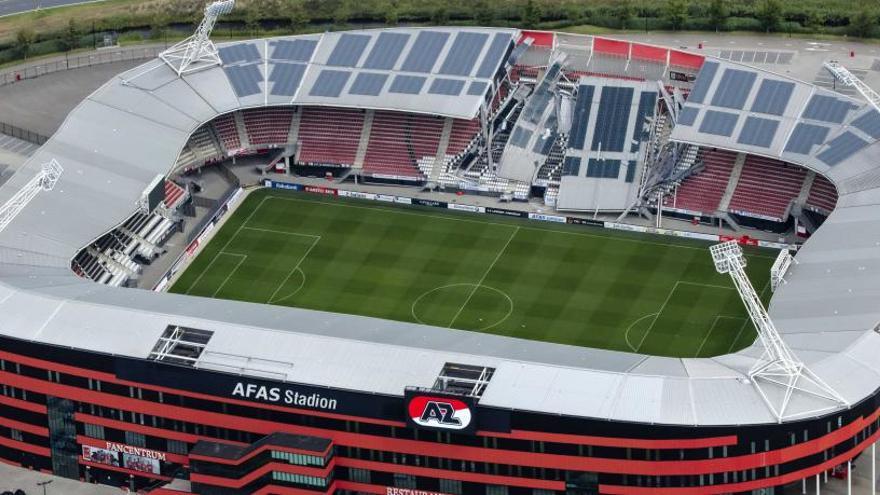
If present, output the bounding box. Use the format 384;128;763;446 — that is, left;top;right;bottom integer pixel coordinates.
0;333;878;495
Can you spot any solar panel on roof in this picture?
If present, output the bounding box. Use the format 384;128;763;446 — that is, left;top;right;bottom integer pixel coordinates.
219;44;261;65
349;72;388;96
388;75;426;95
750;79;794;116
737;116;779;148
510;126;531;148
586;159;621;179
625;160;637;182
699;110;738;136
467;81;488;96
710;68;757;110
271;39;318;62
568;85;594;150
686;61;719;104
802;94;857;124
362;32;409;70
851;110;880;139
269;63;306;96
591;86;633;152
562;156;581;176
401;31;450;73
326;34;371;67
678;106;699;126
309;70;351;97
439;32;489;77
631;92;657;151
817;131;869;166
784;123;829;155
476;32;513;78
428;78;465;96
224;64;263;97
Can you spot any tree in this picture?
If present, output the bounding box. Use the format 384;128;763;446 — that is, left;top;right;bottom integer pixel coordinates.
150;13;170;42
616;0;634;30
385;4;400;26
431;5;449;25
244;4;262;34
849;8;876;38
289;1;310;32
16;28;35;60
472;0;495;26
756;0;783;33
63;18;79;52
663;0;688;31
707;0;728;32
522;0;541;28
333;1;350;27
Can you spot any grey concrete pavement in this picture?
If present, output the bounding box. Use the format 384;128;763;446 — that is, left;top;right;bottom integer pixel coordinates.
0;463;119;495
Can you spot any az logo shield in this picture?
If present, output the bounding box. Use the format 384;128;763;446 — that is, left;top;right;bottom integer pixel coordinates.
408;396;472;430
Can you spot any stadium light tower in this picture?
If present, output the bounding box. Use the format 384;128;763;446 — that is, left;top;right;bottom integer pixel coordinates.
824;60;880;112
0;159;63;235
159;0;235;76
709;240;847;422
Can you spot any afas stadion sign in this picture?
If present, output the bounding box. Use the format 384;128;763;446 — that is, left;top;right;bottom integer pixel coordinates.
404;389;477;434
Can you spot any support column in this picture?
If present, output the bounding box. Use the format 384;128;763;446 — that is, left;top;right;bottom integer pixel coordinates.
848;460;852;495
816;473;820;495
873;442;876;495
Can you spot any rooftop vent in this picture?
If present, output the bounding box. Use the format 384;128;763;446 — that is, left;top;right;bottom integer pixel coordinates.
149;325;214;366
433;363;495;398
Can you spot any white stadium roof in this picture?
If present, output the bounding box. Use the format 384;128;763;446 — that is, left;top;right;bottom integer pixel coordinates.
0;30;878;426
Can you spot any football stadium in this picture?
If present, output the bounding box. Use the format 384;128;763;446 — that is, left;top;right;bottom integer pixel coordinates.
0;2;878;495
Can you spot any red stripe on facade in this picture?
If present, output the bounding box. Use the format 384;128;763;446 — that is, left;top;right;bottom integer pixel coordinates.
2;370;878;477
336;457;567;491
599;428;880;494
189;461;331;489
0;435;50;457
0;415;48;437
0;393;47;414
74;412;247;448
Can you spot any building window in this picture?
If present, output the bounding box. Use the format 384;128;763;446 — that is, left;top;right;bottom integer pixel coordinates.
271;471;327;487
440;479;462;495
270;450;324;467
83;423;105;440
486;486;508;495
166;439;188;455
349;467;370;484
10;428;23;442
393;473;417;489
124;431;146;448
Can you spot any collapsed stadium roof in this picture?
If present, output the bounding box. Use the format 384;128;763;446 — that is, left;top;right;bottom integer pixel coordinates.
0;28;879;426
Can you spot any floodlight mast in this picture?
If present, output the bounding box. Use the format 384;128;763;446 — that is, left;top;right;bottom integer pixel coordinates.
709;240;847;422
0;159;63;235
159;0;235;76
824;60;880;112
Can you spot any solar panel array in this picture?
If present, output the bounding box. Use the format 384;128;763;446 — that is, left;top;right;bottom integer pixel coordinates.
851;110;880;139
326;34;371;67
802;94;858;124
219;44;261;65
711;69;757;110
362;32;409;70
750;79;794;116
699;110;738;137
686;61;719;104
586;159;621;179
568;85;595;150
401;31;450;73
817;132;869;166
562;156;581;176
269;63;307;96
738;116;779;148
678;106;699;126
349;73;388;96
439;32;489;76
271;39;318;62
225;64;263;97
591;86;634;152
631;92;658;151
784;123;830;155
310;70;351;98
389;75;426;95
429;79;466;96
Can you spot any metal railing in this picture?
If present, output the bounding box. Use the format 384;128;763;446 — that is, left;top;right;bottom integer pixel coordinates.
0;121;48;145
0;45;163;87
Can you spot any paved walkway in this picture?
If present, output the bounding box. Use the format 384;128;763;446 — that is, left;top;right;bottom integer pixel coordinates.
0;463;119;495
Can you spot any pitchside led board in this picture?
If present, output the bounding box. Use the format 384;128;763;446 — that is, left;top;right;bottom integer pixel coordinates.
404;388;478;434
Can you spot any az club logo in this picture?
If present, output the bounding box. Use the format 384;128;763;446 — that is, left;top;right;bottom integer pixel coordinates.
408;396;472;430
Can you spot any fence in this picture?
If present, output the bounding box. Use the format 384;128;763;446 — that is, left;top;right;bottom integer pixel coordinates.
0;45;164;87
0;121;48;145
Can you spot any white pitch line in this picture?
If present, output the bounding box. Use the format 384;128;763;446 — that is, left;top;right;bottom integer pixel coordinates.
635;280;681;352
242;226;320;239
210;253;248;298
695;315;746;357
183;196;270;294
447;226;519;328
268;236;321;304
262;194;777;258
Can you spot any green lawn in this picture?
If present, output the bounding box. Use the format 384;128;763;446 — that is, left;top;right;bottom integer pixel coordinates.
170;189;774;358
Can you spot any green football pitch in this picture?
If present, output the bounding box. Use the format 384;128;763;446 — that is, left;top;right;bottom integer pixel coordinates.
170;189;774;358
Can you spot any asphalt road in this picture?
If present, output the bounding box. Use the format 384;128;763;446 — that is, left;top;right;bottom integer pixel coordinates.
0;0;103;18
